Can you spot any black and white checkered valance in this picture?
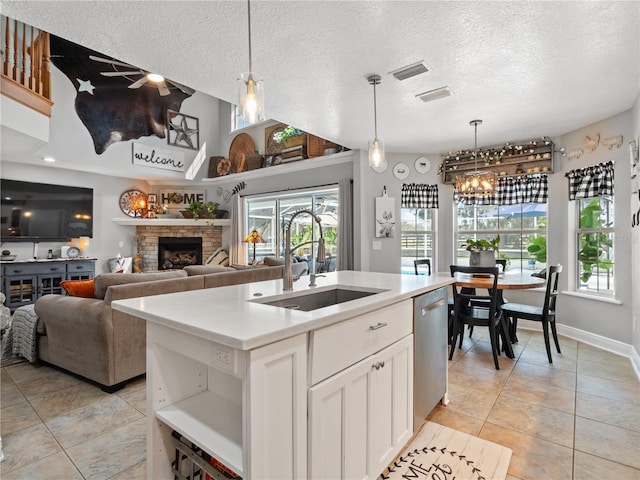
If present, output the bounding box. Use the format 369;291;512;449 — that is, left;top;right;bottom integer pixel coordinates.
454;174;548;206
401;183;439;209
565;161;614;200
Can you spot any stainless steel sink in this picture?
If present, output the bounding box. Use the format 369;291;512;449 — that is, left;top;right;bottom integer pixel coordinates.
253;286;387;311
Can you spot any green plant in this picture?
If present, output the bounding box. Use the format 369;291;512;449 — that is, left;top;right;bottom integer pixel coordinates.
578;199;613;283
498;252;511;268
526;236;547;263
186;201;218;221
463;235;500;252
273;126;303;143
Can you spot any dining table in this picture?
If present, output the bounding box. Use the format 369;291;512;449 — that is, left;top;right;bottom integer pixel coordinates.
454;270;546;356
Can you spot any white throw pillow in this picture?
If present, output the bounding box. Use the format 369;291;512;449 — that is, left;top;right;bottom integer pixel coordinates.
206;248;229;266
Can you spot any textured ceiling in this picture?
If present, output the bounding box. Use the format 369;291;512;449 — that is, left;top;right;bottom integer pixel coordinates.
2;1;640;168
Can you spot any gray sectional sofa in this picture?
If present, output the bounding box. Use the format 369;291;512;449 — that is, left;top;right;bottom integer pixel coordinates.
34;265;284;391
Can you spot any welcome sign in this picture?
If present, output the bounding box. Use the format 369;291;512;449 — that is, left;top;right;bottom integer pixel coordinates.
132;143;185;172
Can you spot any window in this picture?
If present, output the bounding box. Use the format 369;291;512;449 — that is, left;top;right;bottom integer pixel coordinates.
576;196;614;294
400;208;435;274
245;188;339;272
455;203;547;272
230;104;252;132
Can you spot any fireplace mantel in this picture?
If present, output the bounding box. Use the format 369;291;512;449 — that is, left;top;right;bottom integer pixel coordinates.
112;217;231;227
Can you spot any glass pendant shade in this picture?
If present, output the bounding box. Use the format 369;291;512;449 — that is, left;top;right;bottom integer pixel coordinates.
238;72;264;124
455;170;498;197
368;138;385;168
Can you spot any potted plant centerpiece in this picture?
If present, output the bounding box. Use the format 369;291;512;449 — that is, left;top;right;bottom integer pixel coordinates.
181;201;219;221
463;235;500;267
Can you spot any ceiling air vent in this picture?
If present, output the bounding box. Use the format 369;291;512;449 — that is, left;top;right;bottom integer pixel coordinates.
416;86;453;103
389;61;429;81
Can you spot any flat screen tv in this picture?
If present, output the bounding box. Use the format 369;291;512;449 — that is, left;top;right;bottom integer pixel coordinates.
1;179;93;241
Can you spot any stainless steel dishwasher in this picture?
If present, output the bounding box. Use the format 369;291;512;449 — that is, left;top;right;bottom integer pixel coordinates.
413;286;448;431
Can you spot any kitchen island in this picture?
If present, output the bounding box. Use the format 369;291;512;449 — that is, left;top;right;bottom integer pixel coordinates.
113;270;454;479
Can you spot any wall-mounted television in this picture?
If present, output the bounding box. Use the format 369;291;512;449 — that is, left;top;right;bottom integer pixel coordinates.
1;179;94;241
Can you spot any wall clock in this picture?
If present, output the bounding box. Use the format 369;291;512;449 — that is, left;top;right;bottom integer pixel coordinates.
119;190;148;217
415;156;431;174
393;162;410;180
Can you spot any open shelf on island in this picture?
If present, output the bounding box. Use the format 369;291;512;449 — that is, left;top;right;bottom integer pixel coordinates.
155;390;244;477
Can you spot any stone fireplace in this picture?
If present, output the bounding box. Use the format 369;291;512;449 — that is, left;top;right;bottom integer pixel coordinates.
135;225;222;272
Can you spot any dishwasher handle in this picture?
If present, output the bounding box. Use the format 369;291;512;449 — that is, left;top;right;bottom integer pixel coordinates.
420;298;446;316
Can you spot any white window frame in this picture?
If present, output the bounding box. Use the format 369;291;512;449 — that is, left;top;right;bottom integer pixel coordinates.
400;208;436;274
575;195;614;296
454;203;548;273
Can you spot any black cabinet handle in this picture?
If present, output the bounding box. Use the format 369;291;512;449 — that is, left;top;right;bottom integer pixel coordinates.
50;267;60;271
13;269;22;273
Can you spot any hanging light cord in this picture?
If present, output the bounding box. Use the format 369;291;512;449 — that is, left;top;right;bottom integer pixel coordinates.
247;0;253;73
373;79;378;139
470;119;482;172
474;121;478;172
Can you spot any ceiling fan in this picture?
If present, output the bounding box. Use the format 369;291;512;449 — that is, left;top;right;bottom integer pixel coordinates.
89;55;195;96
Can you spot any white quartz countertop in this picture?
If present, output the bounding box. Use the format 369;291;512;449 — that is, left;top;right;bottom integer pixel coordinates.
112;271;454;351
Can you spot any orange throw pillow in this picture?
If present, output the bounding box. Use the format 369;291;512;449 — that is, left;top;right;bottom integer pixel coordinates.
60;278;95;298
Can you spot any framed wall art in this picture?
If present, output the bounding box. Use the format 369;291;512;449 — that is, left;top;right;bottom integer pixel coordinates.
375;190;396;238
167;110;199;150
629;139;638;179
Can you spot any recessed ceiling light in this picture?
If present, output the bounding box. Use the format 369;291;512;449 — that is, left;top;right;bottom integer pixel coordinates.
389;61;429;81
415;86;454;103
43;156;56;163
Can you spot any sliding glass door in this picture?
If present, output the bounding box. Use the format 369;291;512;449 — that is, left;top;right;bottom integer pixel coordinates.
246;188;339;272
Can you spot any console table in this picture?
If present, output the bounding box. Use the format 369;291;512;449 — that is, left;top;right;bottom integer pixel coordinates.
1;258;96;311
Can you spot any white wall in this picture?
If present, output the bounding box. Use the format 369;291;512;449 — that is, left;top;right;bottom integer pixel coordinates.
630;95;640;359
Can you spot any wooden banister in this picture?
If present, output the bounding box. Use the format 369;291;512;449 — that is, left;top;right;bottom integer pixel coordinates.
1;15;52;116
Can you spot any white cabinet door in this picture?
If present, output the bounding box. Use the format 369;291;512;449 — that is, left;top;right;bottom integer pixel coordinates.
368;334;413;477
248;333;307;480
308;335;413;480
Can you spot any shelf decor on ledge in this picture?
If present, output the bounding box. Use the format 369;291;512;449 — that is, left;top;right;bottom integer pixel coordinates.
112;217;231;227
440;136;554;184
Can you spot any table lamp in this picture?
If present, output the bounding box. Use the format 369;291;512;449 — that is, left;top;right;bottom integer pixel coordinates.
243;230;264;264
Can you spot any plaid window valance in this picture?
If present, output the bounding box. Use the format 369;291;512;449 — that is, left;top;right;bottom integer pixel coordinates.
401;183;439;209
454;174;548;206
565;160;614;200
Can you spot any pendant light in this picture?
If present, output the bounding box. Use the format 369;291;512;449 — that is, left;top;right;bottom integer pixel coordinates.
455;119;497;198
238;0;264;124
367;74;385;169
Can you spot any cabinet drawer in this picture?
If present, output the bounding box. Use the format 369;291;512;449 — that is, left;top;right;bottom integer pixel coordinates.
66;261;94;273
309;300;412;385
3;263;46;275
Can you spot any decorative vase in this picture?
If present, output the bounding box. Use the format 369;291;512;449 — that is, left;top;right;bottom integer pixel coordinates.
469;251;496;267
133;253;143;273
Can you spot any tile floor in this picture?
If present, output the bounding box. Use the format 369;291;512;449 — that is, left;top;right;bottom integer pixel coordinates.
1;329;639;479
